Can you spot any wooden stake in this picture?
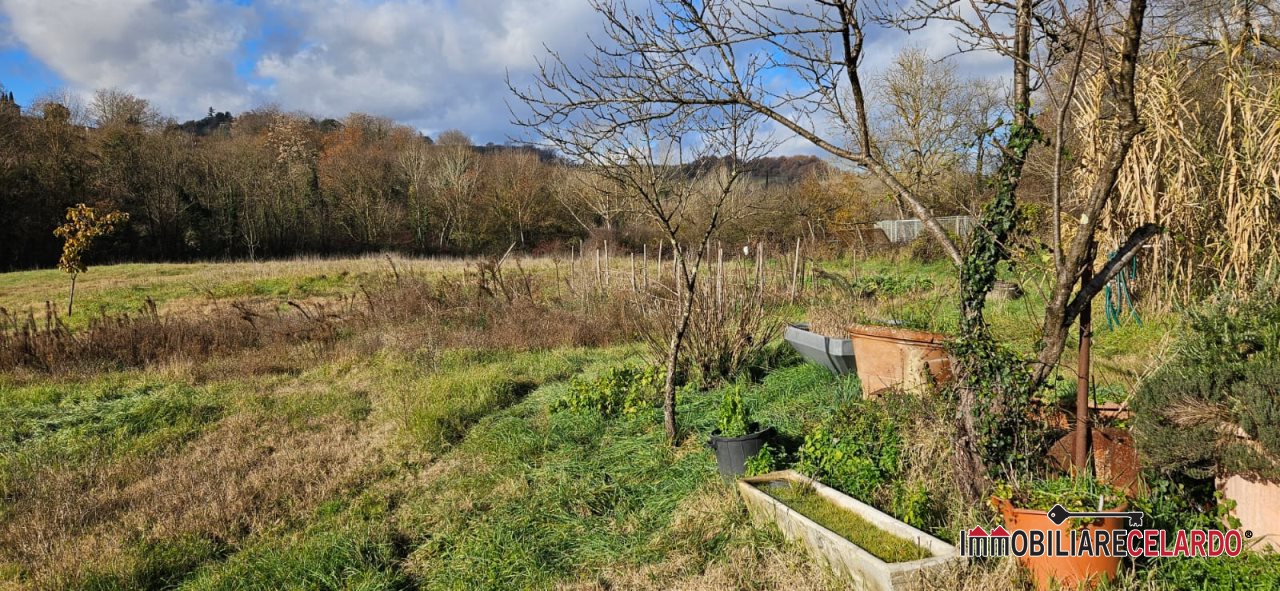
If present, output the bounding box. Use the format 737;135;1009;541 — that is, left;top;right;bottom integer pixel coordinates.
791;237;801;303
755;242;764;293
657;242;664;285
716;244;724;312
643;244;649;290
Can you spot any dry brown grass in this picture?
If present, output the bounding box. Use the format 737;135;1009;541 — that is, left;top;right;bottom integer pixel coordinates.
0;262;636;376
557;484;844;591
1094;44;1280;301
0;407;388;588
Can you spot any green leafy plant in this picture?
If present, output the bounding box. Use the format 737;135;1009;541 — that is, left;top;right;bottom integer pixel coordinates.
796;402;901;500
715;384;752;437
551;364;661;418
993;475;1128;514
890;482;938;531
947;337;1038;478
846;274;935;299
744;444;777;477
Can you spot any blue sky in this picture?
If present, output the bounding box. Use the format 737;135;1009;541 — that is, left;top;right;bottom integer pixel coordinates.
0;0;1003;148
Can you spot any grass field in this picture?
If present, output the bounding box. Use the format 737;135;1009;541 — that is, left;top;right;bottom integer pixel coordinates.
0;254;1215;590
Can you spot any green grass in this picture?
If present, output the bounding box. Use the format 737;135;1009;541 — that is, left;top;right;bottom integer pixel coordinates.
756;481;929;563
166;353;840;591
178;522;406;591
0;377;224;500
0;255;1194;589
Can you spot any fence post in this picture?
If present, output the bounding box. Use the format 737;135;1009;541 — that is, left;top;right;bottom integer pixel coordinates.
643;244;649;291
755;242;764;293
791;237;801;303
716;243;723;312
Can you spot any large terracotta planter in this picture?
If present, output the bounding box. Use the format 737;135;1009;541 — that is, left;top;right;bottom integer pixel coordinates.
1219;474;1280;552
847;324;951;395
996;498;1126;590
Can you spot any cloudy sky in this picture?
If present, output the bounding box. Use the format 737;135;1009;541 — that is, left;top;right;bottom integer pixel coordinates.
0;0;1003;147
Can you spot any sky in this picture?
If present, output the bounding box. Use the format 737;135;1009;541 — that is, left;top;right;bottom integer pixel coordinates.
0;0;1004;150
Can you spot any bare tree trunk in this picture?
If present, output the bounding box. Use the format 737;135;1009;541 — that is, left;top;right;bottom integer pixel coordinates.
67;273;77;316
1074;252;1095;472
663;274;696;440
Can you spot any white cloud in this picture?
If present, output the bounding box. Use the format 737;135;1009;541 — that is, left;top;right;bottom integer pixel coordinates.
0;0;1009;145
0;0;255;118
253;0;600;142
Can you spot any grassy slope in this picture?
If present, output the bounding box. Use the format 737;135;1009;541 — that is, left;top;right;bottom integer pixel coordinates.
0;257;1189;589
0;340;849;589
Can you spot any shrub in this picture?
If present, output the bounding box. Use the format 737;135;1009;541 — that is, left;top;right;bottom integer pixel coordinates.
1134;279;1280;483
992;475;1128;514
845;274;934;299
551;364;661;418
715;384;752;437
795;402;901;501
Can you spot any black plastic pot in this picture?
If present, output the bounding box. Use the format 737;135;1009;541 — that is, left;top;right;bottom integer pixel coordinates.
709;426;773;476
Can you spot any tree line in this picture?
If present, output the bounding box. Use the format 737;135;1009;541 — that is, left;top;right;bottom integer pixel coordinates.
0;88;866;272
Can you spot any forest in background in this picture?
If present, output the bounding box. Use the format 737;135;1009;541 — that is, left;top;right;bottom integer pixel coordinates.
0;88;865;271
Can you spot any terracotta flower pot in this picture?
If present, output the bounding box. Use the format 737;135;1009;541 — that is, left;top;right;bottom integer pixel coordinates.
996;498;1126;590
846;324;951;395
1218;474;1280;552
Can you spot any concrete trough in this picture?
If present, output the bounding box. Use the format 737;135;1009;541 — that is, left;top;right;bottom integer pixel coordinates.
783;323;856;375
738;470;964;591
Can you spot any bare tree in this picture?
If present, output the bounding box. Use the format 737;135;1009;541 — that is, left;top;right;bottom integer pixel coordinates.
90;88;163;129
876;47;994;216
514;0;968;264
486;149;551;247
555;167;627;233
398;142;435;250
426;138;479;250
1030;1;1157;387
521;95;771;438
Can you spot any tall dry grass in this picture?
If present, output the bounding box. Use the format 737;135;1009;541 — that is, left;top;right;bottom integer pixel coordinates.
0;259;638;375
1086;42;1280;302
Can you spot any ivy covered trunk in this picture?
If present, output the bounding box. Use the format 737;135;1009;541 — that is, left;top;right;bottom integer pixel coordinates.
952;118;1039;499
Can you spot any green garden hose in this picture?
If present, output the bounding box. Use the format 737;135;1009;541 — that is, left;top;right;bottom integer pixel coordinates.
1104;250;1142;330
